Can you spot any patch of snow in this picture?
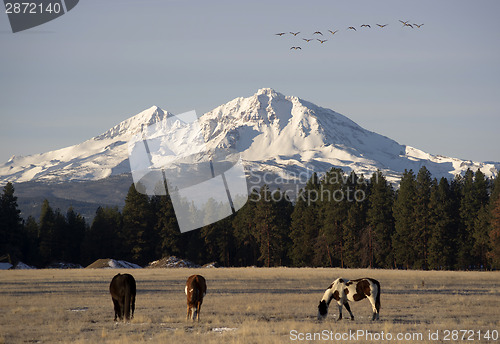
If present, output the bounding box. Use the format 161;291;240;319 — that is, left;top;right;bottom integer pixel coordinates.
146;256;200;268
0;262;13;270
211;327;237;333
14;262;36;269
68;307;88;312
108;259;142;269
85;258;142;269
46;262;83;269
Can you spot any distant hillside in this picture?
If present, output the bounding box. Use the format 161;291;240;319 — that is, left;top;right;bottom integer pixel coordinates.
13;174;133;220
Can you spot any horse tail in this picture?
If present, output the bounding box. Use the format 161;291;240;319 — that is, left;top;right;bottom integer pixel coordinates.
194;284;199;303
124;282;131;320
373;279;381;312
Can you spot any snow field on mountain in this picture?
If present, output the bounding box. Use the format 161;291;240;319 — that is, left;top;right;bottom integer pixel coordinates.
0;89;497;186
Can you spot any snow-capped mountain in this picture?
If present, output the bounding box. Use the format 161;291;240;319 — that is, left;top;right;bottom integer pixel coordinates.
1;106;171;184
0;88;498;187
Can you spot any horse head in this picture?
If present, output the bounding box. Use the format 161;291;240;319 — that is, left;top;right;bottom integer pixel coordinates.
317;300;328;320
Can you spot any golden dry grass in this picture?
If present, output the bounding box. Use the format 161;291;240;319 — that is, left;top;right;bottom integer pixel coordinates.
0;268;499;343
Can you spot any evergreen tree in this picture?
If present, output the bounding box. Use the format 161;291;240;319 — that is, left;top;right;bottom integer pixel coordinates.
343;200;364;268
273;188;294;265
200;199;235;266
153;194;181;258
82;206;122;265
342;172;368;268
289;172;320;266
38;199;56;265
488;190;500;268
392;169;417;269
252;185;292;267
428;178;458;269
317;168;348;267
488;176;500;268
473;206;491;269
413;166;433;269
21;216;40;266
232;189;259;266
472;170;492;269
52;209;68;262
121;184;155;265
366;171;395;268
0;182;24;260
457;169;490;268
490;175;500;209
180;225;205;265
63;207;86;264
474;170;490;206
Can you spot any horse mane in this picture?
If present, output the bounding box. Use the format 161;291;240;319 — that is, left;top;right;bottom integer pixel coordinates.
331;277;346;290
321;277;346;304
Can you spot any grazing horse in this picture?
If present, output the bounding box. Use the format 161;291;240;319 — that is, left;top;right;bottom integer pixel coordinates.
185;275;207;322
109;273;136;321
317;277;380;321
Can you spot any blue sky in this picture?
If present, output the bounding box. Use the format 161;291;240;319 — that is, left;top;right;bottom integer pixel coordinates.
1;0;499;164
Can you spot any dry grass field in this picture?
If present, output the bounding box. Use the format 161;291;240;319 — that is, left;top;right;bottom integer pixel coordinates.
0;268;499;344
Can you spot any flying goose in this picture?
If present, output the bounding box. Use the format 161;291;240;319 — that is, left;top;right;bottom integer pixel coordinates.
317;39;327;43
290;31;300;36
290;46;302;50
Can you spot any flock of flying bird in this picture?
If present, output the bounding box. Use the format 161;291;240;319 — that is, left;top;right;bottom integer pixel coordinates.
276;20;424;50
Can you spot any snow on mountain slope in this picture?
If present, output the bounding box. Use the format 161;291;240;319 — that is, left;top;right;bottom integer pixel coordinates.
0;106;171;183
199;88;498;183
0;88;498;186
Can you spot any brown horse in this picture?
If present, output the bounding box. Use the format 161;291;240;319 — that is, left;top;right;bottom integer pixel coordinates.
185;275;207;322
109;273;136;321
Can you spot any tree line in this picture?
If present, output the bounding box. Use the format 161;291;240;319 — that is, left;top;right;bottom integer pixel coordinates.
1;166;499;269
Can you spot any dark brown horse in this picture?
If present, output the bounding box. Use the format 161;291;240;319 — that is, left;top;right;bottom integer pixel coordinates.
109;273;136;321
185;275;207;321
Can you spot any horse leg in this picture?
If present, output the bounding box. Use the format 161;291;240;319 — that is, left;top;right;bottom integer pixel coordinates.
368;296;378;321
196;302;202;322
186;305;191;321
112;298;120;321
343;302;354;320
336;303;343;321
121;296;127;320
130;294;135;320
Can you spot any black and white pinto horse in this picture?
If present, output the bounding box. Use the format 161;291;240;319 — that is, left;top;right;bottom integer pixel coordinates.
109;273;136;321
318;277;380;321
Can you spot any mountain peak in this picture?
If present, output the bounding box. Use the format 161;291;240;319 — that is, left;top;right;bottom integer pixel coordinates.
0;89;497;185
95;105;170;140
254;88;288;104
256;87;280;96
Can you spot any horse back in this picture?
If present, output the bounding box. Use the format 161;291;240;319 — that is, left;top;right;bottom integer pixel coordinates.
345;278;379;302
110;273;136;298
186;275;207;305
